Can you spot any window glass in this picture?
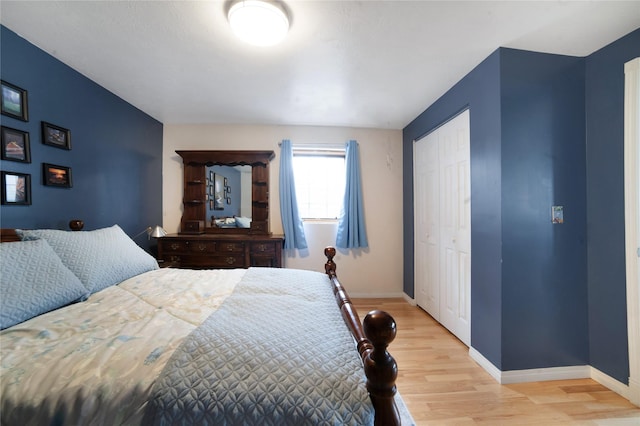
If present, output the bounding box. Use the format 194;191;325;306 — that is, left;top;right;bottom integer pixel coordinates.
293;149;345;219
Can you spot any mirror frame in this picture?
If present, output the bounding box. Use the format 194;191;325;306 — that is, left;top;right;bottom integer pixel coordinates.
177;150;275;235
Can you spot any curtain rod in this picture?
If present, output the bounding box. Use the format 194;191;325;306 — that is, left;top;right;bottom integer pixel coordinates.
277;142;346;150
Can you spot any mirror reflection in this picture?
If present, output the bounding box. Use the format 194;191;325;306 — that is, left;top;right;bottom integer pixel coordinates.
205;165;252;229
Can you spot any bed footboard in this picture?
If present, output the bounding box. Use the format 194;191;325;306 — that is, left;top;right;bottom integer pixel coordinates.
324;247;400;426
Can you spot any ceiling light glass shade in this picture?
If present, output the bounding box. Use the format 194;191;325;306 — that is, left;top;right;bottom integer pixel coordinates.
228;0;289;46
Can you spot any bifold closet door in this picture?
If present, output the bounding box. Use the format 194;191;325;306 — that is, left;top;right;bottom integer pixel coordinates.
414;110;471;346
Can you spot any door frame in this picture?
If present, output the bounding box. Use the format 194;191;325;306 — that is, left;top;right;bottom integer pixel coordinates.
624;57;640;406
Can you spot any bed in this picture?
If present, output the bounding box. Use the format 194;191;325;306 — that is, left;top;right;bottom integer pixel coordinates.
0;225;400;425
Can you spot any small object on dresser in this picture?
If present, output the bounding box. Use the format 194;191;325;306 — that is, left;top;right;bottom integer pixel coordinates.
181;220;204;234
69;219;84;231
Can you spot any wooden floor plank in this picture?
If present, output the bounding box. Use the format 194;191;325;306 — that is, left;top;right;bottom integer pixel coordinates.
353;298;640;425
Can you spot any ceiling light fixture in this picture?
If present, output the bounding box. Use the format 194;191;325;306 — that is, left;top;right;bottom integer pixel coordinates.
228;0;290;47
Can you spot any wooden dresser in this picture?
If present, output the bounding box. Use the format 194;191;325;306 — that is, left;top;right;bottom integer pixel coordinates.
157;234;284;269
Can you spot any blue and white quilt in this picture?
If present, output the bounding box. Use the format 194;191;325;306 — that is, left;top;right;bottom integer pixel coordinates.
144;267;374;425
1;267;373;425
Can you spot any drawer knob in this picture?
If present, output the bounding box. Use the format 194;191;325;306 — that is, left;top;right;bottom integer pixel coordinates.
171;243;180;250
198;244;207;251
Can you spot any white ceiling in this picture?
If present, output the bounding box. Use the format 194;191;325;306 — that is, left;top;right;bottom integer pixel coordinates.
1;1;639;130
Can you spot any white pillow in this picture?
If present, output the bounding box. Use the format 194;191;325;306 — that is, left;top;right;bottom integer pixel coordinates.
17;225;159;294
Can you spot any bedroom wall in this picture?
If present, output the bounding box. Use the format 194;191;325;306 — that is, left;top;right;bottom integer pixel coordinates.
585;28;640;385
0;26;163;251
403;50;504;368
404;47;590;372
404;28;639;383
162;124;403;296
499;49;588;371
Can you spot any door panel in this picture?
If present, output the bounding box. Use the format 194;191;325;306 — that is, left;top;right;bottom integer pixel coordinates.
414;109;471;346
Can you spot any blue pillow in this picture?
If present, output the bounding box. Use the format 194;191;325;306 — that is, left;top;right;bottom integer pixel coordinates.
235;216;251;228
0;239;88;330
17;225;159;294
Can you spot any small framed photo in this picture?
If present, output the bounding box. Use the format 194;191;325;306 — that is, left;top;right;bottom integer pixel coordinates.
225;186;231;194
224;177;228;186
226;197;231;205
209;171;214;181
1;80;28;122
41;121;71;150
43;163;73;188
1;126;30;163
1;171;31;205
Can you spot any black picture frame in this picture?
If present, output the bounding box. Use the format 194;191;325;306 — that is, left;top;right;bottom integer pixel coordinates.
41;121;71;150
1;80;28;122
1;171;31;205
43;163;73;188
1;126;31;163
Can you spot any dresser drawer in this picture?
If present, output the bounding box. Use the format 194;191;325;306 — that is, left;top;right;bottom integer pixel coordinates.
188;241;216;253
250;242;276;255
161;240;189;252
217;241;245;253
207;255;246;268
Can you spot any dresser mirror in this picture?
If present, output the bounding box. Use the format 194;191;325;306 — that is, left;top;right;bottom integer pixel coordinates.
177;150;275;235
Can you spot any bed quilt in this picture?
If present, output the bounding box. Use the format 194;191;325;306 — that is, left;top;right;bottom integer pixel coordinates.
144;267;373;426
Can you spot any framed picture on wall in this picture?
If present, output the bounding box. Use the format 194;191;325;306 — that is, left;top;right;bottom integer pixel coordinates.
1;80;28;122
1;126;31;163
213;173;225;210
43;163;73;188
1;171;31;205
41;121;71;150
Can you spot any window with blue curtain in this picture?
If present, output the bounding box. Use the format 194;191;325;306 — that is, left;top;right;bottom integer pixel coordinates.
279;139;307;250
336;140;368;249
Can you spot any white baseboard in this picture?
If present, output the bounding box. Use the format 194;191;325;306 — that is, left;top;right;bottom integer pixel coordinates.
628;376;640;406
402;293;417;306
469;347;502;382
468;347;636;406
500;365;590;384
590;366;632;401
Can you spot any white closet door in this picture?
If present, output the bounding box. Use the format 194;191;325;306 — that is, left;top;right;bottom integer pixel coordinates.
414;130;440;316
414;110;471;346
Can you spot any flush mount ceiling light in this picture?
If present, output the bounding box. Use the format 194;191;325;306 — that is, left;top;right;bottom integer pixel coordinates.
228;0;290;46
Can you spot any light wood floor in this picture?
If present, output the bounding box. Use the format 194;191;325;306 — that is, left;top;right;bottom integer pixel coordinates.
353;298;640;425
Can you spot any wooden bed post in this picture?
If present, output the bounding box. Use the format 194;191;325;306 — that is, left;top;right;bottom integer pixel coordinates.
324;247;401;426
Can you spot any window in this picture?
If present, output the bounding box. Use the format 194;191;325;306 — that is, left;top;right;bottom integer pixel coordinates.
292;148;345;219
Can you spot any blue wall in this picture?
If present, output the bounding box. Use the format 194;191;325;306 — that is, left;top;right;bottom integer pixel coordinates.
404;29;639;382
500;49;588;370
403;51;504;368
0;26;163;251
585;29;640;384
